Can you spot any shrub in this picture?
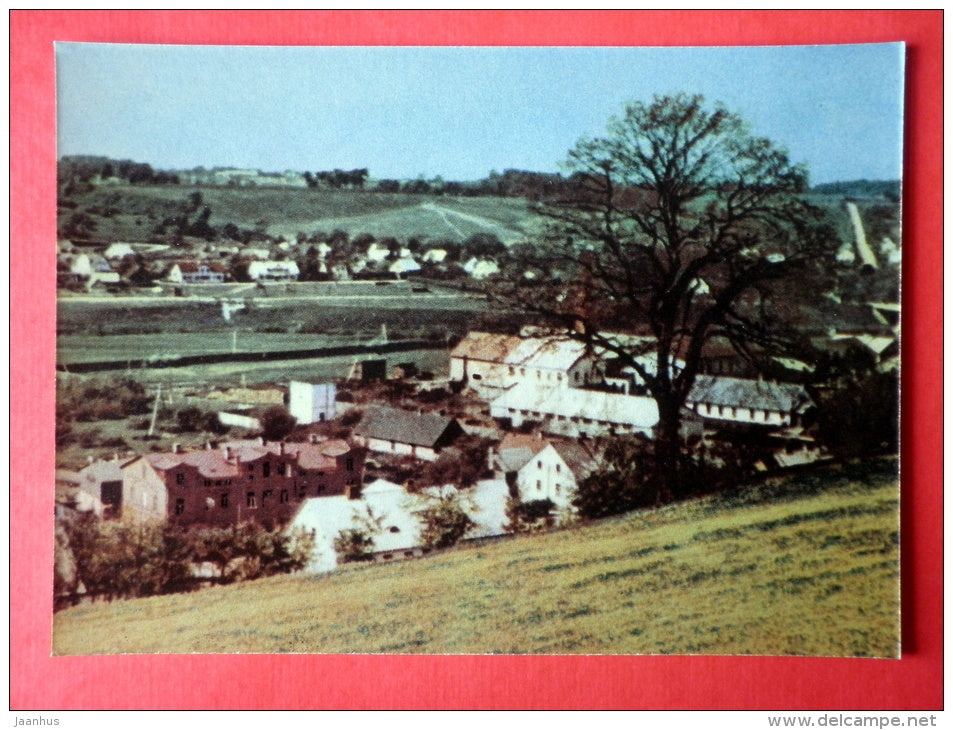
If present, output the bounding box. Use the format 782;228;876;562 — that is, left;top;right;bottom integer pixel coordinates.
418;496;474;550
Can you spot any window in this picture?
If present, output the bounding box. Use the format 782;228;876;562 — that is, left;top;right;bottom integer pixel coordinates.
389;526;400;533
537;460;542;470
247;492;257;508
175;498;185;515
280;490;289;504
262;462;271;478
221;493;229;508
262;489;273;503
556;464;561;474
346;458;354;471
175;473;185;485
247;463;255;472
536;480;541;490
204;479;212;487
317;484;326;493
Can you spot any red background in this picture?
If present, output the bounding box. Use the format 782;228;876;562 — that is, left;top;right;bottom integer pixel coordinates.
10;10;942;710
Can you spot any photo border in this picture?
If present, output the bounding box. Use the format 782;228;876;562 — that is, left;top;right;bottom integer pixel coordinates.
11;10;942;710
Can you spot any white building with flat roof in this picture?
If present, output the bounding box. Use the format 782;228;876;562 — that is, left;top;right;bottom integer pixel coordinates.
289;381;337;425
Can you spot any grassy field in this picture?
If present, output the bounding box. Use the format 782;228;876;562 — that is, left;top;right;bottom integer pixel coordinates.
66;185;542;245
53;459;899;657
57;285;488;339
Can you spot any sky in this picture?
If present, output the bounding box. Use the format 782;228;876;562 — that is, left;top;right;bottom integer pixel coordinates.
55;43;905;186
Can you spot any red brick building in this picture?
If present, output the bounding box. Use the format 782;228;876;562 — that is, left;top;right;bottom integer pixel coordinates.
121;438;365;528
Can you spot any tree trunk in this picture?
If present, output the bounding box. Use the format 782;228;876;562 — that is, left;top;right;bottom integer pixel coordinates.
653;394;682;505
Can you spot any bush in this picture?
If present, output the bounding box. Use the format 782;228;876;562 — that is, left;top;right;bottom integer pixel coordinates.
418;496;474;550
333;528;376;564
260;406;296;441
504;497;556;534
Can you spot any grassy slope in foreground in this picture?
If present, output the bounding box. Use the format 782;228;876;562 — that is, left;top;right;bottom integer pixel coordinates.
53;459;899;657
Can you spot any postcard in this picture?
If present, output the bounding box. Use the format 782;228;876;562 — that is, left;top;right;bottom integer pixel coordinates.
48;41;907;660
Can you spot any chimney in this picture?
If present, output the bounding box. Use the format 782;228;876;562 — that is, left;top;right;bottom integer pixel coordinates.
309;433;318;444
205;441;213;450
257;436;265;446
279;442;285;455
224;446;233;461
346;482;362;500
172;443;182;454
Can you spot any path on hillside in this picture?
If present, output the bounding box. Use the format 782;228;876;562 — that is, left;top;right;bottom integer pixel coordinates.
846;202;879;269
419;202;524;242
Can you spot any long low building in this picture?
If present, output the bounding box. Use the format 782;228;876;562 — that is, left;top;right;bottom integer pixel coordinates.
685;376;813;428
489;382;679;439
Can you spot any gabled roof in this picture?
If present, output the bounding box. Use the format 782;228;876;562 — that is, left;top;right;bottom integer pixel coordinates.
503;337;588;372
79;459;123;484
687;376;812;413
496;432;549;472
450;331;523;363
353;406;460;448
549;440;600;480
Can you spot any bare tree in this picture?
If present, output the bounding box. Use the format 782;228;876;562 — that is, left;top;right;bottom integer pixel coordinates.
495;94;837;501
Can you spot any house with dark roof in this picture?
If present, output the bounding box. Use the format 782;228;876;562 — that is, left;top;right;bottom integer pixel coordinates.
685;375;813;428
352;406;464;462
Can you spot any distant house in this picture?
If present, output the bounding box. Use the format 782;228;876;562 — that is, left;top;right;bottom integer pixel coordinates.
247;260;299;281
490;382;702;440
685;376;813;428
422;249;447;264
352;406;464;462
463;257;500;280
103;242;136;259
494;433;598;511
168;261;227;284
289;381;337;425
388;257;421;277
121;439;366;528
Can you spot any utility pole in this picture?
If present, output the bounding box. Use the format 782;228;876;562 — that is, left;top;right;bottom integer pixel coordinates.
147;382;162;437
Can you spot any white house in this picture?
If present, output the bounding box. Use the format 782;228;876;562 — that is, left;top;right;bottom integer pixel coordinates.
288;478;510;573
450;332;602;395
388;257;421;276
684;375;813;428
247;260;300;281
289;381;337;425
288;478;425;572
463;257;500;280
494;433;598;511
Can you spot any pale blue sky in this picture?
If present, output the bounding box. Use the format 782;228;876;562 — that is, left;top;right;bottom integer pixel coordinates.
55;43;904;185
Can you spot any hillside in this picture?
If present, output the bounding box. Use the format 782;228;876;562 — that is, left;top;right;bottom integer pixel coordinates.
53;459;899;657
58;184;543;245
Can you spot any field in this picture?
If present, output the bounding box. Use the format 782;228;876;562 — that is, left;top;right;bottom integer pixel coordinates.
53;459;899;657
58;282;488;342
64;184;543;245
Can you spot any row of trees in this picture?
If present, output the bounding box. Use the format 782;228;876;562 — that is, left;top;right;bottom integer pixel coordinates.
58;515;315;606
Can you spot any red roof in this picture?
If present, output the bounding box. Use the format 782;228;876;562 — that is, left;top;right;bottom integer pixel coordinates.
146;439;355;478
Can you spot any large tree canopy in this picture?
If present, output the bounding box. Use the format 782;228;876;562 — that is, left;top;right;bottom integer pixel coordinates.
497;94;838;500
